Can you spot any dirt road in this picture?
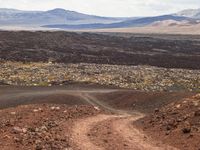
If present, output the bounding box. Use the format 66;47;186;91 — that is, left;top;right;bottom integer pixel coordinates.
0;86;180;149
71;114;177;150
0;86;118;109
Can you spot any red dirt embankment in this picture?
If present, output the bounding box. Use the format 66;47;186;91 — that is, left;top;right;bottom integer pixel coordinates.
135;94;200;150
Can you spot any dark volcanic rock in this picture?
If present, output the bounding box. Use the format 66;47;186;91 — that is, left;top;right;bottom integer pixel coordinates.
182;127;191;134
0;31;200;69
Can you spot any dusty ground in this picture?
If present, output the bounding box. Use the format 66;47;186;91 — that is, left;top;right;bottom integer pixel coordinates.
135;93;200;150
94;91;196;113
71;113;177;150
0;86;197;150
92;24;200;35
0;86;195;110
0;104;101;150
0;102;176;150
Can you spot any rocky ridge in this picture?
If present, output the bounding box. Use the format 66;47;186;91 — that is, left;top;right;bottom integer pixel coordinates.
136;94;200;150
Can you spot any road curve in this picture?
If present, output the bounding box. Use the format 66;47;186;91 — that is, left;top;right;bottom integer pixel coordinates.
70;114;178;150
0;87;118;109
0;87;178;150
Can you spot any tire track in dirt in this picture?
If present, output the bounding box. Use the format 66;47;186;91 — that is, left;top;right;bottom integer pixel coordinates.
70;114;115;150
112;116;177;150
80;93;140;115
0;87;180;149
71;114;178;150
0;89;118;109
70;93;178;150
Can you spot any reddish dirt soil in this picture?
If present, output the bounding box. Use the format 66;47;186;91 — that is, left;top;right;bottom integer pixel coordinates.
0;104;101;150
135;94;200;150
69;113;178;150
0;87;198;150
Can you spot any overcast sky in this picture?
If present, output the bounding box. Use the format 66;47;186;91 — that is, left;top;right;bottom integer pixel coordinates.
0;0;200;17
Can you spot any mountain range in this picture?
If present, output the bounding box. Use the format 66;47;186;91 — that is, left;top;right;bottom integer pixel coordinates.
0;8;200;30
0;8;130;26
43;15;193;29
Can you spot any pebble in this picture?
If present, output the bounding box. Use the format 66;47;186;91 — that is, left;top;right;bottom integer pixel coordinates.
12;127;23;134
33;109;39;112
10;112;16;115
51;106;60;111
55;107;60;110
94;106;100;111
182;127;191;134
51;107;55;110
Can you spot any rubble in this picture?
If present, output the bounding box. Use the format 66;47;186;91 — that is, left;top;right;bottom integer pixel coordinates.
0;104;101;150
136;93;200;150
0;61;200;92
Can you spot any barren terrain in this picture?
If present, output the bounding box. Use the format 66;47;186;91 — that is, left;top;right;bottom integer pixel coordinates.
135;94;200;150
0;86;195;150
0;31;200;150
93;24;200;35
0;31;200;69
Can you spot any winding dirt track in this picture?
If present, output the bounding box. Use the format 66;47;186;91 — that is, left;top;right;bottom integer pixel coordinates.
71;114;178;150
0;87;178;150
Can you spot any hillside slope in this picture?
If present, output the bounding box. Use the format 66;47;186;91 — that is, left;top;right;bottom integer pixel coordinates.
0;8;127;26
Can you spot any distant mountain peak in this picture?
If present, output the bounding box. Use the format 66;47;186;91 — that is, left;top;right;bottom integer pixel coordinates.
47;8;77;14
48;8;67;13
0;8;22;13
176;8;200;18
0;8;18;11
0;7;125;26
51;8;66;11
